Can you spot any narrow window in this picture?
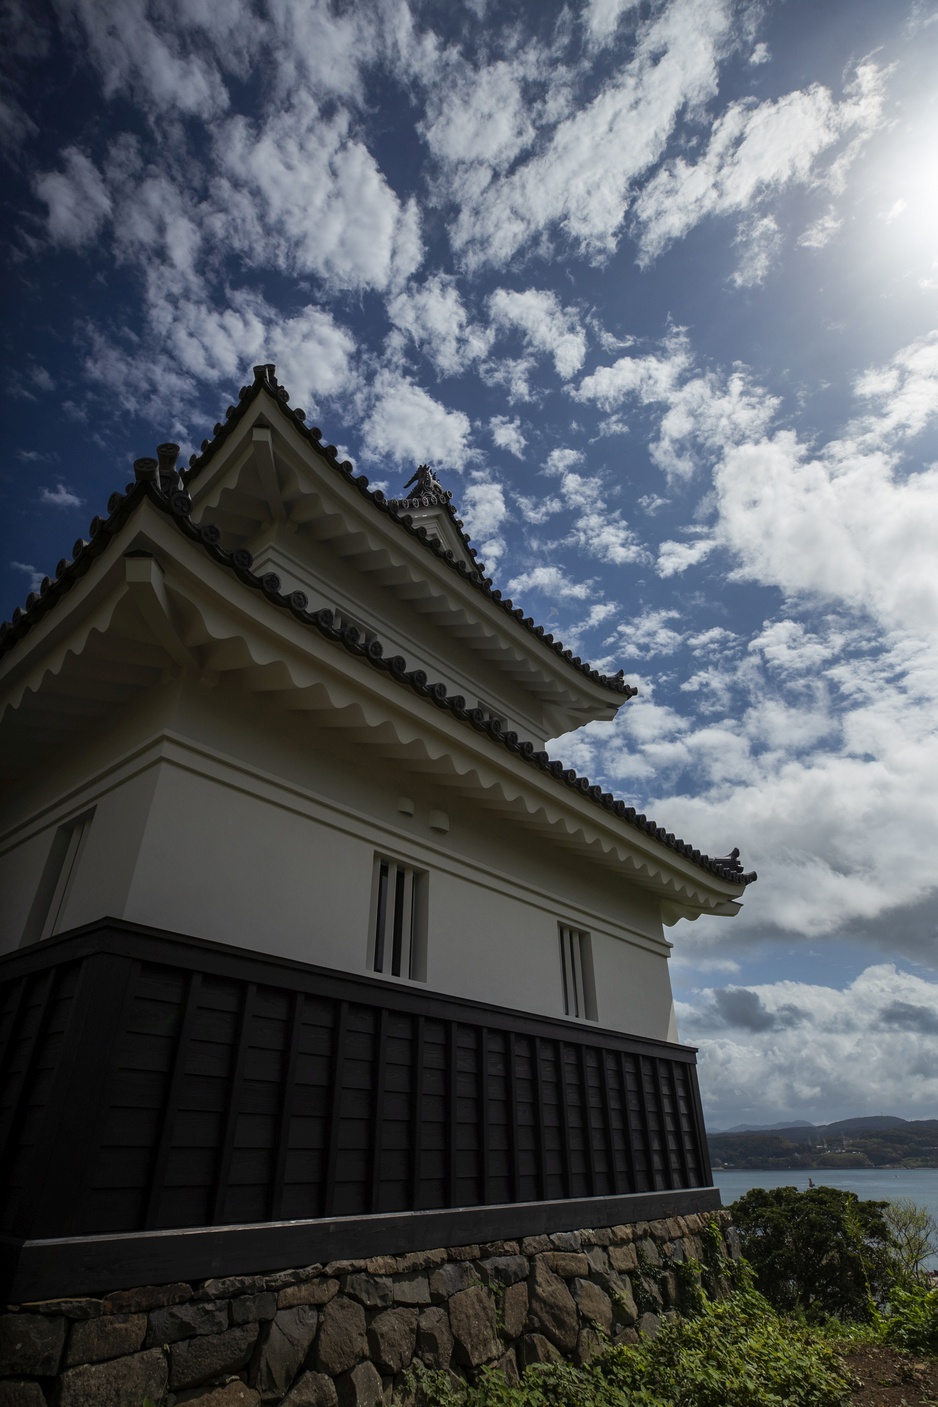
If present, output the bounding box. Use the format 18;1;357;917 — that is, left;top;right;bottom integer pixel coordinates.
370;856;427;981
559;924;598;1021
21;808;96;946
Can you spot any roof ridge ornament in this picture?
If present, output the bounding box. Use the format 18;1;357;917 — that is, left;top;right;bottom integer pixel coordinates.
390;464;452;509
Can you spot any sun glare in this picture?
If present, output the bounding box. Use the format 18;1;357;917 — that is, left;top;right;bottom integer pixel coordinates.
867;111;938;288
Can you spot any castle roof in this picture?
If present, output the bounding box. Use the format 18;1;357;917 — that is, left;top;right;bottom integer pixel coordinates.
0;368;755;895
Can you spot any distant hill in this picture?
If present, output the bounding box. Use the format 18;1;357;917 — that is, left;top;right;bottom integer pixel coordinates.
708;1116;938;1170
717;1120;815;1134
758;1115;911;1145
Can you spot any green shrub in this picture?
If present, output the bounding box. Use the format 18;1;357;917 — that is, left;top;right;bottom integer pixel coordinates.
882;1198;938;1287
880;1280;938;1355
730;1185;894;1321
408;1288;850;1406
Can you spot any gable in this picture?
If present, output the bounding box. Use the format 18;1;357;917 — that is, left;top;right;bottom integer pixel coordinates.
181;366;633;743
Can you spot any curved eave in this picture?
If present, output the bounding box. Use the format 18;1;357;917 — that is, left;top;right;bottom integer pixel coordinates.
0;481;755;910
181;370;634;717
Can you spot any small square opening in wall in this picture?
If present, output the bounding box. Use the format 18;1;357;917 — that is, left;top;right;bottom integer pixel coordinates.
370;856;428;981
559;924;598;1021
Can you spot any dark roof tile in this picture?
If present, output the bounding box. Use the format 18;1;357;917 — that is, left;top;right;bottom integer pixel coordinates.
0;401;754;891
182;363;635;699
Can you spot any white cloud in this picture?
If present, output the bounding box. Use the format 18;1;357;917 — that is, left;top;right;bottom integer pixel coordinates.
679;965;938;1125
614;608;684;658
361;373;473;470
575;337;692;410
633;64;885;263
265;0;378;104
388;275;492;375
515;493;563;525
656;538;715;576
687;626;738;657
748;620;840;674
583;0;642;49
550;327;938;948
480;357;537;403
798;206;842;249
489;288;587;379
576;333;778;480
40;483;84;509
448;0;736;267
9;561;44;594
421;57;536;170
505;565;595;600
548;459;648;565
730;213;782;287
461;479;508;569
713;429;938;635
217;96;423;291
489;416;527;457
609;631;938;949
34;147;112;248
112;172;202;288
852;330;938;447
55;0;233;117
86;294;356;420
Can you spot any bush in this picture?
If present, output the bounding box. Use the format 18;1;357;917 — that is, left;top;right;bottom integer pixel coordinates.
882;1197;938;1287
408;1288;850;1406
730;1185;894;1321
881;1280;938;1355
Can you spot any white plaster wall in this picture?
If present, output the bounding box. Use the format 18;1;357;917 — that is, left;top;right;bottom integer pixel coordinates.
124;759;376;969
2;674;680;1040
112;743;677;1039
0;765;160;954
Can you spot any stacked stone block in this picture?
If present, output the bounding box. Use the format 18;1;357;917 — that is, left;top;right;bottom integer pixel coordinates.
0;1212;736;1406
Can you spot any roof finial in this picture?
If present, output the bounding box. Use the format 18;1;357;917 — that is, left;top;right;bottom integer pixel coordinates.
157;442;180;494
403;464;442;498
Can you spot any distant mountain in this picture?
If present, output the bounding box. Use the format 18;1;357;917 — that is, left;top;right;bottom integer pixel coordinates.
825;1116;910;1135
765;1116;910;1144
708;1115;938;1170
717;1120;815;1134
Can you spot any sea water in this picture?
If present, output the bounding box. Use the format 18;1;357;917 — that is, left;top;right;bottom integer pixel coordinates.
713;1166;938;1268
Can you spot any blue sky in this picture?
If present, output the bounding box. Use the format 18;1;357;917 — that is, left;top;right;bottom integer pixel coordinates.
3;0;938;1129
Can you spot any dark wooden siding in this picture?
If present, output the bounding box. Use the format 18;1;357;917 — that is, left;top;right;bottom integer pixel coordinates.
0;921;712;1245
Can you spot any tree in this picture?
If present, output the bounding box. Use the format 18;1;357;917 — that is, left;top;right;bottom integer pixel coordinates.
882;1198;938;1285
731;1185;895;1321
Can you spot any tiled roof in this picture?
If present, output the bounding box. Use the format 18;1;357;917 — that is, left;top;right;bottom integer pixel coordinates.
0;460;755;890
182;364;636;699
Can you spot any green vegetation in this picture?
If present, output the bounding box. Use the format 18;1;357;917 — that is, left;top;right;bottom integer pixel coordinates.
729;1187;938;1371
139;1194;938;1406
881;1282;938;1355
731;1184;894;1320
408;1289;850;1406
709;1119;938;1169
882;1198;938;1284
405;1192;938;1406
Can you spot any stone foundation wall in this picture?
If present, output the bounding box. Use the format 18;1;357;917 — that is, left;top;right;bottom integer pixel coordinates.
0;1212;738;1407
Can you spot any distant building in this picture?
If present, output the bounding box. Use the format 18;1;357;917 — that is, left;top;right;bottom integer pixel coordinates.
0;364;755;1302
